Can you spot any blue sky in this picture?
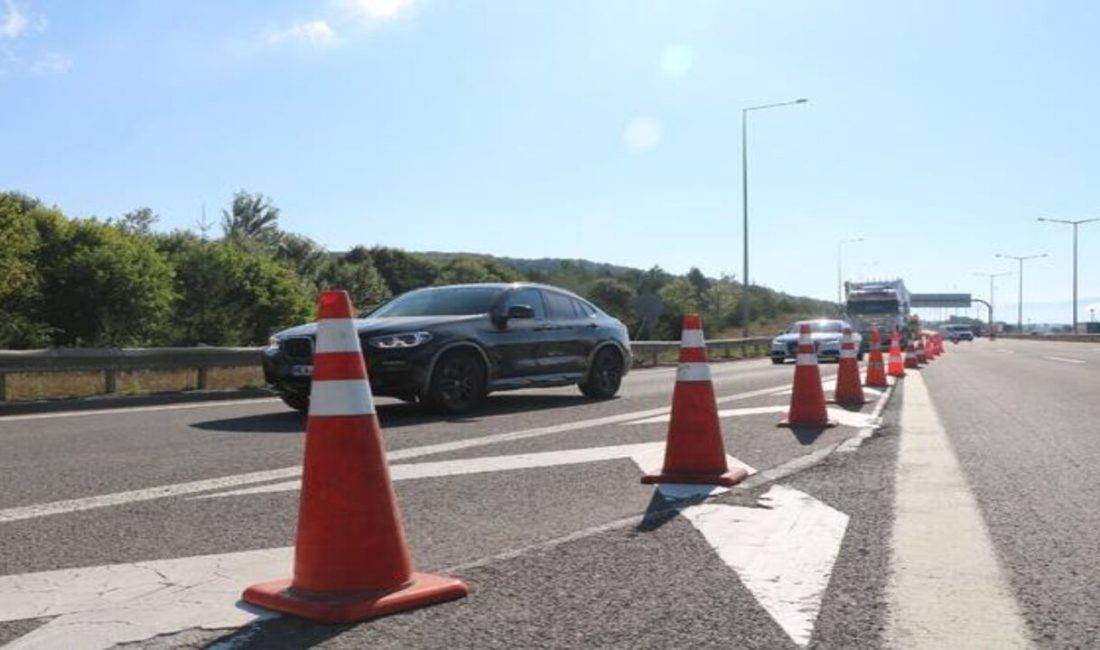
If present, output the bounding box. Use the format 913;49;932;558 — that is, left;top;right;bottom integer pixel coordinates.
3;0;1100;324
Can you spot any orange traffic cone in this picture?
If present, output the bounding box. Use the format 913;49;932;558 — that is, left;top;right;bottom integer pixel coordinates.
832;326;865;406
888;328;906;378
865;326;888;388
243;291;467;623
778;322;838;428
904;340;921;369
916;338;928;364
642;314;748;486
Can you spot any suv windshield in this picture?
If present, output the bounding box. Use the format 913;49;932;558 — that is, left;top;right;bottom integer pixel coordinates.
369;286;505;317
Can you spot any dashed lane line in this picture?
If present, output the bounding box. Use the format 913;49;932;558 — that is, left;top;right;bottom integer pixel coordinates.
1043;356;1085;364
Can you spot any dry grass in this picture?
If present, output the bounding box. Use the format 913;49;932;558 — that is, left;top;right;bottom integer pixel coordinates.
4;366;266;402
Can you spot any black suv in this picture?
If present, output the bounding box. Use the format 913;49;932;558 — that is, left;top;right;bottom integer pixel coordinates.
262;283;632;414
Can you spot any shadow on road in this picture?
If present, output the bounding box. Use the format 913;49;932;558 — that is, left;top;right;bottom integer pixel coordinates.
787;426;827;445
635;490;697;533
207;613;352;650
189;392;606;434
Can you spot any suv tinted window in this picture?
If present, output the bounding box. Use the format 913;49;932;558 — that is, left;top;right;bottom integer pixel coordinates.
370;286;505;317
544;291;579;319
503;288;546;319
573;298;598;318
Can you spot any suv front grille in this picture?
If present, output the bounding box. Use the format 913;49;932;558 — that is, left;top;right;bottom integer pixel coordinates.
283;336;313;359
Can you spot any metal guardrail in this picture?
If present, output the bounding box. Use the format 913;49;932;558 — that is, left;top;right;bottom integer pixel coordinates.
630;337;773;367
0;347;262;401
0;338;774;402
992;333;1100;343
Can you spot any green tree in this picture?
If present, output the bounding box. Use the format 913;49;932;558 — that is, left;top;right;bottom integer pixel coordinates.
319;247;392;313
222;190;283;249
0;193;51;347
584;277;637;328
164;238;314;345
369;247;440;294
34;214;176;346
110;207;159;236
435;257;522;285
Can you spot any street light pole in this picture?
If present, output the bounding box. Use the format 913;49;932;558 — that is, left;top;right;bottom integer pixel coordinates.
1037;217;1100;332
973;271;1011;337
740;98;808;339
995;253;1047;332
837;237;863;307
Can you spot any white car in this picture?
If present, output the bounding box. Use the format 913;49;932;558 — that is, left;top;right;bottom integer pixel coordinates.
770;319;863;364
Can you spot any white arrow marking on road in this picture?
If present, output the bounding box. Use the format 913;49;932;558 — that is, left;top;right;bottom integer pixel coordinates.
0;444;755;648
679;485;849;648
0;547;287;649
193;442;753;500
624;406;879;429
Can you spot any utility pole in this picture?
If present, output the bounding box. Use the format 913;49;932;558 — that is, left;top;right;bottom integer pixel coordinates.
996;253;1046;332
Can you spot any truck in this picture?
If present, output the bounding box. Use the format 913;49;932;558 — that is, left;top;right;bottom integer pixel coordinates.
844;279;911;352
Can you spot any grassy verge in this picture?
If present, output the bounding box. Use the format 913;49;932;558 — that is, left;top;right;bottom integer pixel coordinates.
4;366;266;402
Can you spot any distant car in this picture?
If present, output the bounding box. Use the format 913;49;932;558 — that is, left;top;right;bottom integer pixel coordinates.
770;319;863;364
262;282;632;414
943;325;974;342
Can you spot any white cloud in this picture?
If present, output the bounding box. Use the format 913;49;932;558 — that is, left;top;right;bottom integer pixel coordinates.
0;0;29;39
624;117;662;152
338;0;417;23
266;19;337;47
32;51;70;74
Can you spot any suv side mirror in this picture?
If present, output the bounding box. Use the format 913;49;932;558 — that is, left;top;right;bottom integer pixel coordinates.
507;305;535;320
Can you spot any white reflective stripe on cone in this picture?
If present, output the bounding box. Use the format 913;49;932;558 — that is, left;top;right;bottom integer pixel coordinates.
309;379;376;416
314;319;363;354
797;353;818;365
840;346;856;359
680;329;705;348
676;362;712;382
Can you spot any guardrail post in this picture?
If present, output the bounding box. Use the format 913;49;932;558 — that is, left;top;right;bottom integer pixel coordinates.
104;369;117;395
0;372;6;402
197;367;209;390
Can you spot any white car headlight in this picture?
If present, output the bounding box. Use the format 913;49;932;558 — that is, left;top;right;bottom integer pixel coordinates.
368;331;433;349
267;336;280;350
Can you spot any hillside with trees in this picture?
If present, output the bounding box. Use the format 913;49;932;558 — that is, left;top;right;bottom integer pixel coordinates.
0;190;837;349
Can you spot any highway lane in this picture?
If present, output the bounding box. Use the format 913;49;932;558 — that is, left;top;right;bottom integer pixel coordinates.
921;337;1100;647
1;357;896;648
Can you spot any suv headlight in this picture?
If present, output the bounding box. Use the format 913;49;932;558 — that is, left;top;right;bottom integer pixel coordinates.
266;336;280;351
368;331;433;349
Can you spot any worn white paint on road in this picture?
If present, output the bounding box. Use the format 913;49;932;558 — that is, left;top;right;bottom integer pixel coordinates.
0;443;756;648
193;442;754;500
887;372;1033;649
1042;356;1085;364
624;405;879;429
0;383;789;524
0;547;287;649
680;485;849;647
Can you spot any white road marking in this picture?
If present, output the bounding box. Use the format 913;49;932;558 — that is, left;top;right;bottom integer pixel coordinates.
0;446;757;648
0;398;281;422
194;443;754;500
0;383;790;523
887;372;1032;648
1043;356;1085;364
625;405;878;429
680;485;849;647
0;547;287;649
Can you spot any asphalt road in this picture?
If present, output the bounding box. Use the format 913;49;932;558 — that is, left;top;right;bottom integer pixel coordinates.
0;341;1096;648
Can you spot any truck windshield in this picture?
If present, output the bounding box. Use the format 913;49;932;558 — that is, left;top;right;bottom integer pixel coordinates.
848;300;900;315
